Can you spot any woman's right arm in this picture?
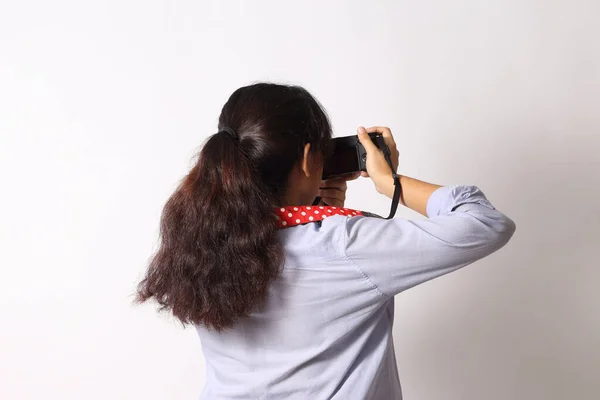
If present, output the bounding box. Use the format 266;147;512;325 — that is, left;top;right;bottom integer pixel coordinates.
344;185;515;297
346;127;516;297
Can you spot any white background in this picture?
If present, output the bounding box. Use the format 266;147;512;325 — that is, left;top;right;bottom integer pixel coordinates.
1;1;599;399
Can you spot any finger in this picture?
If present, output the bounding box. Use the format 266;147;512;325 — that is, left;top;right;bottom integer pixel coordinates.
360;171;369;178
320;185;346;194
365;126;392;138
321;172;360;188
357;126;379;154
320;197;344;208
318;188;346;202
366;126;396;150
344;171;362;181
322;172;360;183
320;187;343;195
321;177;349;190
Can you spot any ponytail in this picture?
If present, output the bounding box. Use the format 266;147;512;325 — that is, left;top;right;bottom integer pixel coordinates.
137;82;333;330
136;131;283;330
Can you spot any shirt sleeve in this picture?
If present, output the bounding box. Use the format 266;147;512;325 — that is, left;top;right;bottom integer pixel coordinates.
343;185;516;297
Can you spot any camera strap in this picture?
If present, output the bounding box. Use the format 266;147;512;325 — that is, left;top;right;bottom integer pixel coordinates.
275;206;365;228
375;136;402;220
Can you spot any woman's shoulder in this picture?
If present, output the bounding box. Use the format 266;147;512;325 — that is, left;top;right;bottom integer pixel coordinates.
276;206;385;264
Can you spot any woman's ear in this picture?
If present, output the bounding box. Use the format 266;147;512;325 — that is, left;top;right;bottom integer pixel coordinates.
301;143;312;177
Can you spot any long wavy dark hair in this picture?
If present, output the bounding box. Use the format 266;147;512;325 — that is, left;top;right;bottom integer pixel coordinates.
136;83;333;330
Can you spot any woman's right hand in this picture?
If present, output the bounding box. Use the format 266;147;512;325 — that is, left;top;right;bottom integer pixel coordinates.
357;126;399;198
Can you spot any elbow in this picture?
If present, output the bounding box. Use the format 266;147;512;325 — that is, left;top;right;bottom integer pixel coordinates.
490;213;516;250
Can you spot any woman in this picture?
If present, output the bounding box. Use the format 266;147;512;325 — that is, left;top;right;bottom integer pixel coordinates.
137;83;515;399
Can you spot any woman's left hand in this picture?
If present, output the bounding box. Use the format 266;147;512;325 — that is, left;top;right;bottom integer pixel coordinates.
318;172;361;208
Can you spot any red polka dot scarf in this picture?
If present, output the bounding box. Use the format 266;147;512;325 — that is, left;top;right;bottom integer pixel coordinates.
275;205;365;228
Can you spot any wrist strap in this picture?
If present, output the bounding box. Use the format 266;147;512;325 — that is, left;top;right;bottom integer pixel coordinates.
376;136;402;219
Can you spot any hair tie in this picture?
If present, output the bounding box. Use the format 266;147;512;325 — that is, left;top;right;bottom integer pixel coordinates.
221;127;239;140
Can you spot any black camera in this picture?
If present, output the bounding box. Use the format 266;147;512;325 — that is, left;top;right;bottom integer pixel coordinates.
322;132;389;180
315;132;400;219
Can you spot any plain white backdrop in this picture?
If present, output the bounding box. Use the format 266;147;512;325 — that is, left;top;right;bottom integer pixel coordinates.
1;1;599;399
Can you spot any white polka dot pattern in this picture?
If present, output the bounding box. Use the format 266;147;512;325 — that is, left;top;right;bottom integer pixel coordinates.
274;205;364;228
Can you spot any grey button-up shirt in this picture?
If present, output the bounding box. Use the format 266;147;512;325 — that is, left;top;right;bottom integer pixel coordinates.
197;185;516;399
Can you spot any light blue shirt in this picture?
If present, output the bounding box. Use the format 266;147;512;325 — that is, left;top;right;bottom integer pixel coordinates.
197;186;516;399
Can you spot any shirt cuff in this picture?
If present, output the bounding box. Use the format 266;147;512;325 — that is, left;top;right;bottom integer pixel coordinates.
426;185;495;217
